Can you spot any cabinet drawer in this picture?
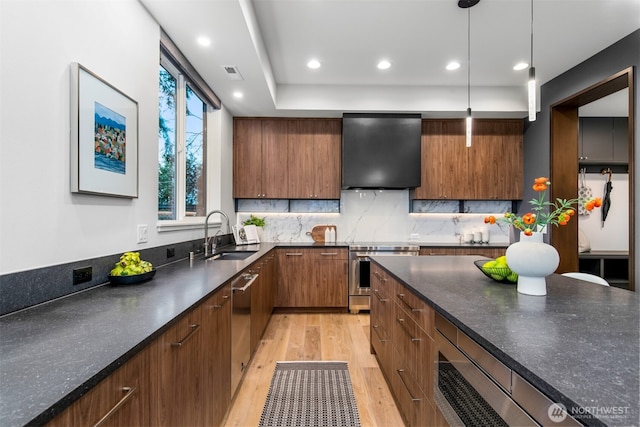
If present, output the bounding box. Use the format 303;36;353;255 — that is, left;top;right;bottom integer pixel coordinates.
391;348;432;427
371;265;394;295
394;285;434;337
392;305;434;400
312;248;348;259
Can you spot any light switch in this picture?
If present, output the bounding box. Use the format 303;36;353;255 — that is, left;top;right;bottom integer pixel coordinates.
137;224;148;243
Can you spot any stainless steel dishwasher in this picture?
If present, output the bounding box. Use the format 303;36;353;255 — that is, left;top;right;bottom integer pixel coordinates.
231;272;258;396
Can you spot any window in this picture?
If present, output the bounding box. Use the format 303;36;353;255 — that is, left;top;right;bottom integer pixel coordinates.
158;32;220;222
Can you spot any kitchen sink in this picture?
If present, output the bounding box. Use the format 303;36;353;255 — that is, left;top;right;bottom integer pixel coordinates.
208;251;257;261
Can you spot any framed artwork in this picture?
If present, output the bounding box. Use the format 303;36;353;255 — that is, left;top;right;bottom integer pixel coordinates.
70;63;138;198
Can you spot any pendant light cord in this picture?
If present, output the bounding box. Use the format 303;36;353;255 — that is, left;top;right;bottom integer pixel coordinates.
530;0;534;66
467;8;471;111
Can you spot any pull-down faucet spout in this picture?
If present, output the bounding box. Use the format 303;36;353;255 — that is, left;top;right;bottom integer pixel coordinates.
204;210;230;257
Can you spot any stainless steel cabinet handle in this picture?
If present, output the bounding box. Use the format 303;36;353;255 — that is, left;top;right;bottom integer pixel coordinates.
373;271;387;282
373;289;389;302
372;324;388;342
397;318;421;342
92;386;137;427
285;252;303;256
396;369;421;402
397;293;422;313
213;294;230;309
321;252;338;256
171;324;200;347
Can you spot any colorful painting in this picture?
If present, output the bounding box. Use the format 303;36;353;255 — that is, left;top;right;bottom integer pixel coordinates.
71;63;138;198
94;102;126;174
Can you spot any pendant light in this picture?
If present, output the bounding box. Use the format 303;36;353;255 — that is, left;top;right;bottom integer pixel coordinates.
458;0;478;147
528;0;537;121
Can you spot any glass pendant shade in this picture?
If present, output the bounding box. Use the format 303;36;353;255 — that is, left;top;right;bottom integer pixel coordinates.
528;66;537;121
465;107;472;147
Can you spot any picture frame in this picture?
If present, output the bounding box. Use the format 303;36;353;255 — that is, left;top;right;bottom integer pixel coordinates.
70;63;138;198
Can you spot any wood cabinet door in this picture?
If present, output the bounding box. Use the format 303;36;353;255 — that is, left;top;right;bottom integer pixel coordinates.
201;285;231;427
261;119;289;198
276;249;313;307
287;120;316;198
440;120;469;199
411;121;443;199
468;120;523;200
233;119;263;198
48;348;151;427
153;307;203;427
313;119;342;199
313;250;348;307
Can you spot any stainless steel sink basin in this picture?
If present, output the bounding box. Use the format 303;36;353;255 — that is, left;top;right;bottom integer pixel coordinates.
208;251;257;261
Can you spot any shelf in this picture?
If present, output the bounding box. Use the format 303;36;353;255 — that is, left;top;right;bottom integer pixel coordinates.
578;252;629;290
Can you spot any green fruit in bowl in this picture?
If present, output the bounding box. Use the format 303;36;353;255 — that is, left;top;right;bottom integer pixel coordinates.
491;273;506;281
507;271;518;282
483;260;497;269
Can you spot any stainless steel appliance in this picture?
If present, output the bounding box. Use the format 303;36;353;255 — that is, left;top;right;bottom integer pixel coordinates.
434;313;581;426
348;243;419;313
231;272;258;396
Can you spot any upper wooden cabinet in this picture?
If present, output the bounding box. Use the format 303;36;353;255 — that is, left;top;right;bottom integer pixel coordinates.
411;119;523;200
233;118;341;199
288;119;341;199
233;118;289;199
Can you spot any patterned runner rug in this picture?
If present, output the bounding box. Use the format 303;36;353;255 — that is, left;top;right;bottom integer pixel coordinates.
259;361;361;427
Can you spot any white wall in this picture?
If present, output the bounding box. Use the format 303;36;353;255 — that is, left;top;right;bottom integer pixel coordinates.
0;0;234;274
578;173;629;251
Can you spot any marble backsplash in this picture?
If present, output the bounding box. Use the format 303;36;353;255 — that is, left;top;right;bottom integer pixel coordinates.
237;190;512;244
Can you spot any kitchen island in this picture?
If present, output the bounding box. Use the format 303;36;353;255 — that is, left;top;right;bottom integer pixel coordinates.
371;255;639;427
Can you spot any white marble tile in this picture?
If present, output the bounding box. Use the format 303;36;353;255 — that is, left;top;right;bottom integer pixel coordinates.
238;190;511;244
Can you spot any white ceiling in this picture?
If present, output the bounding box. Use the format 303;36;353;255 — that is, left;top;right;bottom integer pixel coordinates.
140;0;639;118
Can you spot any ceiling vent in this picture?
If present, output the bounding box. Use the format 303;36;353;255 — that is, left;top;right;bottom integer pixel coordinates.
222;65;244;80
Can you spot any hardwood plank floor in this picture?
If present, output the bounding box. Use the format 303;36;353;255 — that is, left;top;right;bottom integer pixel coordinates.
223;313;405;427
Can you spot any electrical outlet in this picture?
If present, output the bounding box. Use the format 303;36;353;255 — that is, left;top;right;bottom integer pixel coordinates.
167;247;175;258
73;266;92;285
137;224;148;243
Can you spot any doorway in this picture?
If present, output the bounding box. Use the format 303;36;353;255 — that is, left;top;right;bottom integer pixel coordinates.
550;67;634;290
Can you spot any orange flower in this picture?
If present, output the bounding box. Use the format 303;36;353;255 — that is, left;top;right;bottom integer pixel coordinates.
594;197;602;207
522;213;536;225
484;216;496;224
566;209;575;216
585;200;596;211
532;182;547;192
523;228;533;236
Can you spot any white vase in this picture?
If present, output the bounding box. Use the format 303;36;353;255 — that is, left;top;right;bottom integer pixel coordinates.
506;232;559;296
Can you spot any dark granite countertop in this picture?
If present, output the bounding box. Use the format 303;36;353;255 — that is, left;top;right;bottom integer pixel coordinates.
0;243;283;427
371;255;639;427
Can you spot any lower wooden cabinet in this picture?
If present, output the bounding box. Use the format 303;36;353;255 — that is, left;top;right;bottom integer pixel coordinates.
152;306;204;426
371;262;437;426
276;248;348;308
251;253;276;353
48;347;151;427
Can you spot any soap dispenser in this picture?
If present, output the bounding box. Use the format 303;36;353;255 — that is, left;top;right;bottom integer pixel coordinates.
324;226;331;243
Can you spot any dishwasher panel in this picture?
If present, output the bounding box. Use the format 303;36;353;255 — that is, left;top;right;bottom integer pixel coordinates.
231;273;257;396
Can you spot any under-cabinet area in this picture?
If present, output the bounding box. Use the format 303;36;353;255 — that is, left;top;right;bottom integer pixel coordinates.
579;251;630;289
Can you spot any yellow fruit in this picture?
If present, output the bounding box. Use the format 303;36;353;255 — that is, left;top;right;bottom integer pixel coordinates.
495;255;508;266
483;260;497;268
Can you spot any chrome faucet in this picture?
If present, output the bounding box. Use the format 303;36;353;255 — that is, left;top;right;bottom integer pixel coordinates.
204;210;231;257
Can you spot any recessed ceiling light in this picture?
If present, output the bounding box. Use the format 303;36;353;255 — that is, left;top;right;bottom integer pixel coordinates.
377;60;391;70
513;62;528;71
196;36;211;47
233;91;243;99
446;61;461;71
307;59;321;69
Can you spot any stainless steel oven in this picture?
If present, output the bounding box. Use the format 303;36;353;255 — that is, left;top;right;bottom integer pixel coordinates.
348;243;418;313
434;313;581;427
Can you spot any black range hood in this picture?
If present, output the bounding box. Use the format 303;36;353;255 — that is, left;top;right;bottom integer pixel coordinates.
341;113;422;189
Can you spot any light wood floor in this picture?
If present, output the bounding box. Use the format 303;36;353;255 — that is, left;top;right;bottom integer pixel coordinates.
223;312;405;427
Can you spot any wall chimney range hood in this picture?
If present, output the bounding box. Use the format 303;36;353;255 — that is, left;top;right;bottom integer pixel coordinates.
341;113;422;190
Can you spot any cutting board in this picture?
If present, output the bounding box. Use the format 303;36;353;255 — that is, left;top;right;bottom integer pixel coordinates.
306;224;336;242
